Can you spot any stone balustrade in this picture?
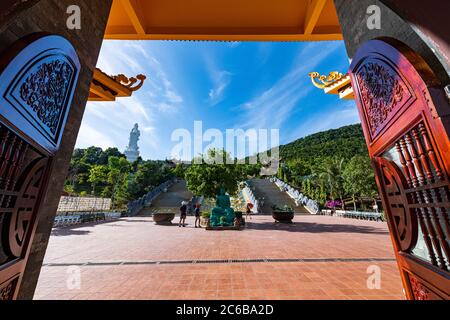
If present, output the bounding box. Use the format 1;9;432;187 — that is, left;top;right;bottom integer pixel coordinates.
57;196;111;212
321;209;384;221
270;177;320;214
241;182;260;213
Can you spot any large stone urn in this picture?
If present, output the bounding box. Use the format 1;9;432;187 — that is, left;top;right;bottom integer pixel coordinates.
153;212;175;225
272;211;294;223
272;205;294;223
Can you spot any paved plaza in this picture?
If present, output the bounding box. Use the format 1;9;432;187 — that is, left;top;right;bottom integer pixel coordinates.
34;215;405;300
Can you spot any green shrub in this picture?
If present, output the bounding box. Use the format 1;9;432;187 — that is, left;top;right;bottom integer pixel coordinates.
271;205;294;212
201;211;211;218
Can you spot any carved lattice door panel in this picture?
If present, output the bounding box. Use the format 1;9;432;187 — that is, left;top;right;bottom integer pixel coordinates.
349;39;450;300
0;35;80;300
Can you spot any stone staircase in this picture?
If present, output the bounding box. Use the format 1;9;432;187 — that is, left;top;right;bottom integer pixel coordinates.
138;180;194;216
247;179;310;215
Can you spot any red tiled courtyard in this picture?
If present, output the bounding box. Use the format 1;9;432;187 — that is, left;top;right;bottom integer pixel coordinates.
34;215;405;300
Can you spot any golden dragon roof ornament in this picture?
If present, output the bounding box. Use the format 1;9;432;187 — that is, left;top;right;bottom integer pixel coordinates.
112;74;147;92
308;71;344;89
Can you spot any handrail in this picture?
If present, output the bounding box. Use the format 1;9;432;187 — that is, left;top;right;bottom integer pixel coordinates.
241;181;260;213
270;177;320;214
126;178;176;216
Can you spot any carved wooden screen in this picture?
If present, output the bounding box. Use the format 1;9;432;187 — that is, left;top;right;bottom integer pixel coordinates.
349;39;450;300
0;35;80;299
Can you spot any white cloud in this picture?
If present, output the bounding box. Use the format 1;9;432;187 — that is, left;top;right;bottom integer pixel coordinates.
156;102;177;113
95;41;183;114
227;42;241;48
204;53;232;106
76;122;116;149
235;42;343;131
166;89;183;104
208;70;232;105
76;41;184;159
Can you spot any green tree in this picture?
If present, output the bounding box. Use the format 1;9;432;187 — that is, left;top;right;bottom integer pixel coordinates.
305;179;311;198
343;155;378;210
237;163;261;179
185;149;244;198
126;161;173;199
82;146;103;165
277;166;283;179
287;160;311;187
107;156;131;207
88;165;108;195
99;147;124;165
317;157;345;207
172;163;186;179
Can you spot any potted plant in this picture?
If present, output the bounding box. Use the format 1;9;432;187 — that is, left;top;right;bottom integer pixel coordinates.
271;205;294;223
200;211;211;228
152;209;175;224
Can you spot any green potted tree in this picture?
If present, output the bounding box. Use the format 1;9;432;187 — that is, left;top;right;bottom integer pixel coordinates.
271;205;294;223
185;149;246;229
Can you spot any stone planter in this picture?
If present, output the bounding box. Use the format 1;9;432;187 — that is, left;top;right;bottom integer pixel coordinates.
200;216;210;228
272;211;294;223
152;212;175;225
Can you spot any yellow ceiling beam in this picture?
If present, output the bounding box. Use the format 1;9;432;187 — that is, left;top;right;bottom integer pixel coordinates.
120;0;146;34
104;32;343;41
106;0;343;41
304;0;327;35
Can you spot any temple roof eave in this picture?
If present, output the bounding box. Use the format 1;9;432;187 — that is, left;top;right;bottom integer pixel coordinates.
88;68;146;102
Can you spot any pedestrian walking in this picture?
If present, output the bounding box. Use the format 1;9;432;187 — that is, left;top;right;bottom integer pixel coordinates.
179;201;187;227
194;203;201;228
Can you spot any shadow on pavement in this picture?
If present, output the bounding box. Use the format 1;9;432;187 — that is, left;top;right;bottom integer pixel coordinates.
245;220;389;235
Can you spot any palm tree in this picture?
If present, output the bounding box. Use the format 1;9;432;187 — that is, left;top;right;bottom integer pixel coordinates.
317;157;345;209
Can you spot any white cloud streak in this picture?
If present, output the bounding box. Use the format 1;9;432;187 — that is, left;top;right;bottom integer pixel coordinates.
204;53;232;106
235;42;343;132
76;41;183;158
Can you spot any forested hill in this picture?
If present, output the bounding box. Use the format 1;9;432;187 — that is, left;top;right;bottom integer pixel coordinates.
279;124;368;167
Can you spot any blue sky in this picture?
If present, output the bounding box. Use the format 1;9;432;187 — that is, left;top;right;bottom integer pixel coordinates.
77;40;360;160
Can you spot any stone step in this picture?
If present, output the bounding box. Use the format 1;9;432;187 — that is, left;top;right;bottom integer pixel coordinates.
248;179;310;215
137;180;194;216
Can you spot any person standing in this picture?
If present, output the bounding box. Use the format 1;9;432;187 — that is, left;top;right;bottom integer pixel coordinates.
194;203;201;228
246;202;253;220
179;201;187;227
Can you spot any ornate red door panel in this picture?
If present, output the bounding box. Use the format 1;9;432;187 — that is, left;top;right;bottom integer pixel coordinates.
0;35;80;299
350;39;450;300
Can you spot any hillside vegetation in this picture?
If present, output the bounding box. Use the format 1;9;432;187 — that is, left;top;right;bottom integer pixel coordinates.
273;124;378;209
280;124;368;168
